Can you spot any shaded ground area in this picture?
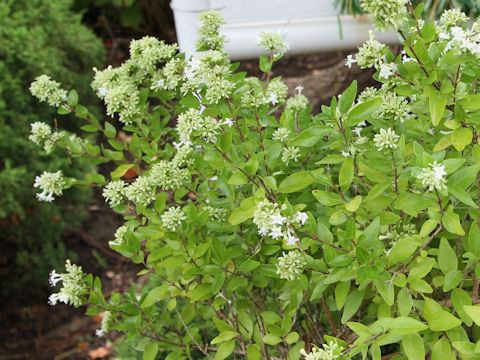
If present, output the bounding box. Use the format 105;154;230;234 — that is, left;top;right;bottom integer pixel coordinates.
0;49;378;359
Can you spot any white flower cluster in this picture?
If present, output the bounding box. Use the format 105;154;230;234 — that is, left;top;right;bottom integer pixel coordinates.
129;36;178;71
417;161;447;192
272;127;290;142
30;75;67;107
440;9;469;28
197;11;227;50
281;146;301;165
34;170;67;202
109;225;129;247
373;128;399;151
29;122;65;153
257;30;289;57
176;108;221;145
203;205;227;222
102;180;126;207
253;200;307;246
48;260;87;307
103;147;192;208
300;342;344;360
161;206;186;231
276;250;307;280
356;32;386;69
124;175;157;207
285;94;309;112
265;79;289;105
441;25;480;57
95;311;112;337
361;0;408;31
378;92;411;123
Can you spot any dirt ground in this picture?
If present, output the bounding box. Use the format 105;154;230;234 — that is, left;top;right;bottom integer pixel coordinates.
0;48;378;360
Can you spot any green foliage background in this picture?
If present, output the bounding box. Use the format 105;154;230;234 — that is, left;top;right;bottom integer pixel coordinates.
0;0;105;294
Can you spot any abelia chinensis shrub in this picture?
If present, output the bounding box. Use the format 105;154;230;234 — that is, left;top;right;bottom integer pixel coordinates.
32;3;480;359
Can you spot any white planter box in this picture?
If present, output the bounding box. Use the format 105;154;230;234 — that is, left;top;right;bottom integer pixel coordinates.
171;0;399;59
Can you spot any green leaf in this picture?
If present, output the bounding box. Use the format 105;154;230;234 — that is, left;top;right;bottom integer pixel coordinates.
335;281;350;310
215;340;235;360
285;332;299;344
259;55;271;73
443;270;463;292
397;288;412;316
228;197;258;225
374;275;394;306
387;236;418;266
67;89;78;106
345;195;362;212
143;342;158;360
431;337;452;360
442;211;465;236
421;20;436;42
452;127;473;151
449;185;478;208
428;87;448;126
338;80;357;114
419;219;438;237
346;98;382;127
312;190;344;206
341;288;364;323
111;164;135;179
339;157;354;190
423;298;461;331
438;238;458;274
390;317;428;335
261;311;282;325
211;331;239;344
179;92;200;108
289;126;330;147
141;286;165;308
463;305;480;326
278;172;314;193
238;259;260;272
402;333;424;360
263;334;282;345
247;345;261;360
104;122;117;138
451;288;473;326
394;193;436;212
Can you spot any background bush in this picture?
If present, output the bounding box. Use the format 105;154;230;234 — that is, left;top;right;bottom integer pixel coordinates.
0;0;105;295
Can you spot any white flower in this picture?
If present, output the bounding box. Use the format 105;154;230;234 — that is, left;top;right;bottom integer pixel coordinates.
341;151;351;157
417;161;447;191
379;62;397;79
265;92;279;105
161;206;187;231
258;227;269;236
345;54;357;68
296;211;308;225
271;213;286;225
300;341;343;360
49;270;63;287
373;128;399;151
272;127;290;142
286;231;299;246
221;118;233;127
295;85;304;95
269;226;283;239
353;127;362;137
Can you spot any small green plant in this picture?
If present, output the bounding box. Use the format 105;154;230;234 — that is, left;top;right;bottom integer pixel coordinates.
35;2;480;359
0;0;104;294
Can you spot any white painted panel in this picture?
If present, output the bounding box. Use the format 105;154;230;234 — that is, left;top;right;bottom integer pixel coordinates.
171;0;399;59
210;0;338;23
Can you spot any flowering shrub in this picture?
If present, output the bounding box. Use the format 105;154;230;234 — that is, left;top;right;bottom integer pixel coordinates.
31;3;480;359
